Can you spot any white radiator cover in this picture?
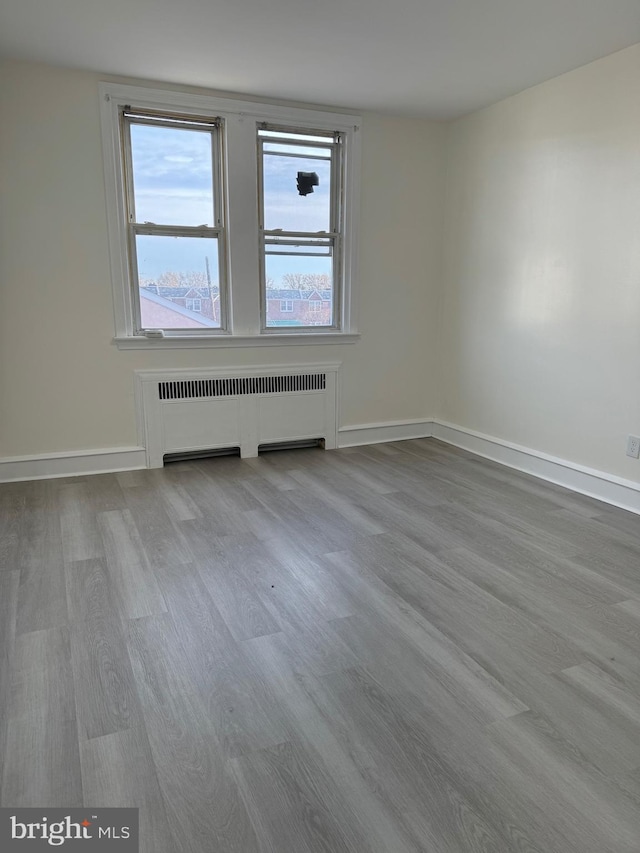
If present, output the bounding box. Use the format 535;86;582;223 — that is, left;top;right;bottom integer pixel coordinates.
134;363;340;467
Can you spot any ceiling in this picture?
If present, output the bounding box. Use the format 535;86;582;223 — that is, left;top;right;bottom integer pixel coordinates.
1;0;639;118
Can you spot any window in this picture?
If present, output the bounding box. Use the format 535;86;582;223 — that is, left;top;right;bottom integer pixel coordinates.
100;83;360;348
259;127;339;330
122;109;224;333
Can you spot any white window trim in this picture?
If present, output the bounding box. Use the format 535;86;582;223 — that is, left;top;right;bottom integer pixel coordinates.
99;82;361;349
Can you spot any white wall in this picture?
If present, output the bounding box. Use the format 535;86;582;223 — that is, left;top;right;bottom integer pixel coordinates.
4;47;638;485
0;60;444;458
439;44;640;481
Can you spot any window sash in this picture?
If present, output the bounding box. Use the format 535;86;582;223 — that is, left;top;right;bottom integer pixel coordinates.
257;127;344;332
121;110;228;334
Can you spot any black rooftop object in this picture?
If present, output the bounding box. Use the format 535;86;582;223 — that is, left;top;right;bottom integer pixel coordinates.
296;171;320;196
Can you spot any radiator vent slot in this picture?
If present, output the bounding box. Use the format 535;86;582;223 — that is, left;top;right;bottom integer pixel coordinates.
158;373;326;401
259;438;324;453
163;446;241;463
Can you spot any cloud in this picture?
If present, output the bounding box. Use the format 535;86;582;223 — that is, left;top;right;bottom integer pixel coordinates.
130;122;334;232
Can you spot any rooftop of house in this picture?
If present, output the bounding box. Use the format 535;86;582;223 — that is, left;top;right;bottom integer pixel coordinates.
141;285;332;301
142;285;219;299
265;290;332;300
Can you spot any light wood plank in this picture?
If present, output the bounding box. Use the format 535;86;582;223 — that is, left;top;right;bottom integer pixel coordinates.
2;627;82;807
80;726;174;853
16;490;68;634
126;614;260;852
98;509;167;619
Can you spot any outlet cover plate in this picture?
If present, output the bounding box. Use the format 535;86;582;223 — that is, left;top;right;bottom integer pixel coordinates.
626;435;640;459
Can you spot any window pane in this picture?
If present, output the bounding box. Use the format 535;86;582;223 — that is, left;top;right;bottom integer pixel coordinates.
263;152;331;232
259;130;333;143
135;234;221;329
266;238;331;256
263;142;331;158
130;123;214;226
265;253;333;327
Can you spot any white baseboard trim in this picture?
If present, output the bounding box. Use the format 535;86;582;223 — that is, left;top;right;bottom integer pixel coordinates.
0;447;147;483
432;420;640;515
338;419;434;448
4;422;638;516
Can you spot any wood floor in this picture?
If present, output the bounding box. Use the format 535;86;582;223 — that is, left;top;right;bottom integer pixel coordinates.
2;438;640;852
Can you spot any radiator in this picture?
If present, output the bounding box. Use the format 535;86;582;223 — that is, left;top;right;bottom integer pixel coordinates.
134;363;340;467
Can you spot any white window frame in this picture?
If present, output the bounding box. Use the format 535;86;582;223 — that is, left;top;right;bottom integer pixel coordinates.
99;82;361;349
121;108;226;336
280;300;294;312
186;298;202;313
258;125;340;333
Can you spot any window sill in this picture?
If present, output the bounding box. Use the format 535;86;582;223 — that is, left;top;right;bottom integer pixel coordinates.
112;332;360;350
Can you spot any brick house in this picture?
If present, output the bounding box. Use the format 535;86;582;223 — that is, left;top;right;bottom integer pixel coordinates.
142;285;220;323
142;285;333;327
265;289;332;326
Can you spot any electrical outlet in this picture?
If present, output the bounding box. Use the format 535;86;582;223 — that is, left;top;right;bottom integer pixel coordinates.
626;435;640;459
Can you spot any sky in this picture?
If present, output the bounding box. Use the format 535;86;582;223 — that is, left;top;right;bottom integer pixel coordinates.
130;123;334;287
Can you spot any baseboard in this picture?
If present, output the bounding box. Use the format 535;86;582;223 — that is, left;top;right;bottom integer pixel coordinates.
0;447;147;483
4;424;638;516
432;420;640;515
338;419;434;448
